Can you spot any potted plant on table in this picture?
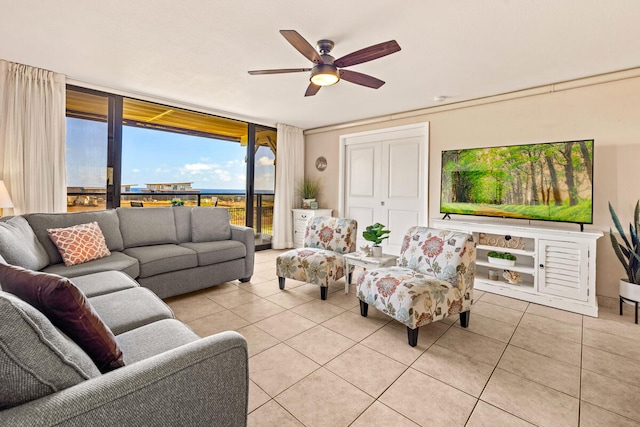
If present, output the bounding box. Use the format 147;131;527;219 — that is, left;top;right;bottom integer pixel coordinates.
363;223;390;257
609;201;640;312
298;177;321;209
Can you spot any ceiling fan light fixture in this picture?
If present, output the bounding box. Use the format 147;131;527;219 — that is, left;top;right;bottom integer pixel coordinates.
310;64;340;86
248;31;400;96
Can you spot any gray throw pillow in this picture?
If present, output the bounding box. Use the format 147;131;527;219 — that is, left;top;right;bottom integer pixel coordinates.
0;291;100;410
0;216;49;270
191;207;231;242
117;207;178;248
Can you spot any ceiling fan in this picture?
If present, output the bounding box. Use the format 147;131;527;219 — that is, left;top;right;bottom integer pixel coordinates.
248;30;401;97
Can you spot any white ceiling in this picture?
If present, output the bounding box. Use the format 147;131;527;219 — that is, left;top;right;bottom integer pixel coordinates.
1;0;639;130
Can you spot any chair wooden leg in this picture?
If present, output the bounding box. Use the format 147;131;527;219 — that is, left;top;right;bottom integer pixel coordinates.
278;277;285;290
407;327;419;347
320;286;328;300
359;300;368;317
460;311;470;328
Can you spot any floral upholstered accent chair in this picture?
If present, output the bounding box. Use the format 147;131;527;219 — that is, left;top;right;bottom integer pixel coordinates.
356;226;476;346
276;217;357;300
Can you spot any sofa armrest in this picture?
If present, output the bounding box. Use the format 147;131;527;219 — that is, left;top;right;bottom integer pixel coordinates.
231;225;255;280
0;331;249;427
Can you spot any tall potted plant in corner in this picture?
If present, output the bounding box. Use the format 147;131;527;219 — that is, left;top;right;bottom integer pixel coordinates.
363;223;390;257
299;177;321;209
609;201;640;311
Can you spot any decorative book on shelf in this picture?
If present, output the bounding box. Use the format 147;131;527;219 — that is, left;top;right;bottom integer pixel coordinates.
478;232;525;250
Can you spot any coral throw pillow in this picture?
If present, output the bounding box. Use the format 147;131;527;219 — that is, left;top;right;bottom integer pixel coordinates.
47;221;111;266
0;263;125;373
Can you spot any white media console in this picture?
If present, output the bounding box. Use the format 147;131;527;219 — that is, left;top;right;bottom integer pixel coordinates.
432;219;603;316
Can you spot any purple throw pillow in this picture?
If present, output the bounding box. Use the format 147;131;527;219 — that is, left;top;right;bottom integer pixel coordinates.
0;263;125;373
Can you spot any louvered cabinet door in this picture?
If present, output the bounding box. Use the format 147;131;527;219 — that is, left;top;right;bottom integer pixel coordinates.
538;239;590;301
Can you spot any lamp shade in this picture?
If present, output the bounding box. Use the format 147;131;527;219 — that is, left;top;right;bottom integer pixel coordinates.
310;64;340;86
0;180;14;208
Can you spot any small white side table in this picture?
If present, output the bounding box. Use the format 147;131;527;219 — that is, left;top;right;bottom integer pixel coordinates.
343;252;399;294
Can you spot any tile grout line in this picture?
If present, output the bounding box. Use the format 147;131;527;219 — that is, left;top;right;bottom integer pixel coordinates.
462;299;533;426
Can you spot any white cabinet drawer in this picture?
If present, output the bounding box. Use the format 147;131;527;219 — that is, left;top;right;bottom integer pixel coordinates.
291;209;333;248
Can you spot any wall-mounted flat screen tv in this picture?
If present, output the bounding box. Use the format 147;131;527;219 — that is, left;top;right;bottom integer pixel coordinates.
440;139;594;224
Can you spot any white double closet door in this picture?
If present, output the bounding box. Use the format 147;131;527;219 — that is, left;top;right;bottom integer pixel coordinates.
339;123;429;255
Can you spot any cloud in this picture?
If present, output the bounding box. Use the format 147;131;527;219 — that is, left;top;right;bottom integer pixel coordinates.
132;168;140;173
184;163;214;172
257;156;274;166
215;169;232;182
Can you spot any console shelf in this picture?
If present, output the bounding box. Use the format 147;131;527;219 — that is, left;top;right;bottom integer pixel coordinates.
475;261;535;276
432;219;603;317
476;245;535;257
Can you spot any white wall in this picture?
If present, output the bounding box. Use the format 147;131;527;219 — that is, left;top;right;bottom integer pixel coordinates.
304;69;640;302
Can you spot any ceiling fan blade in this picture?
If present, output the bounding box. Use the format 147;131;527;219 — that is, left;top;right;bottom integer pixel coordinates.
280;30;324;64
339;70;385;89
304;83;321;97
248;68;311;75
334;40;401;68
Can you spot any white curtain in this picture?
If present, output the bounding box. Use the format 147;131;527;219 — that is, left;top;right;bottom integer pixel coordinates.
272;123;304;249
0;60;67;215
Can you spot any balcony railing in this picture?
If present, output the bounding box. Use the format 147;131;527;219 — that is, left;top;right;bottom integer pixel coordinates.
67;191;274;236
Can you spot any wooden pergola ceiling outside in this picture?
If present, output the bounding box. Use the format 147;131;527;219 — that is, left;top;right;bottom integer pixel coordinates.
66;90;276;152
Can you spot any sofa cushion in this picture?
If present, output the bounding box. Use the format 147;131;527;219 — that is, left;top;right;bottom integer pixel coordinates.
180;240;246;266
47;221;111;266
117;207;178;248
0;216;49;270
88;287;174;335
26;210;124;265
70;271;139;298
0;264;125;373
115;319;199;364
191;207;231;242
124;244;197;278
0;291;100;410
172;205;192;243
43;251;140;279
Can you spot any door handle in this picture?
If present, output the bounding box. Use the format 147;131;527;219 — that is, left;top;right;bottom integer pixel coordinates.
381;201;385;206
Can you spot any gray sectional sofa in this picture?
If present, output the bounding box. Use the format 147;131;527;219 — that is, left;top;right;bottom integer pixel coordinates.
7;206;255;298
0;206;254;425
0;270;249;426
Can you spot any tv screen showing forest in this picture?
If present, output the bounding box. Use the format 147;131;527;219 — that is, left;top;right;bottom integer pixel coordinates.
440;139;594;224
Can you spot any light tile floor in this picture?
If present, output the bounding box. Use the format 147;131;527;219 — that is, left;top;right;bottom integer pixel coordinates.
164;249;640;426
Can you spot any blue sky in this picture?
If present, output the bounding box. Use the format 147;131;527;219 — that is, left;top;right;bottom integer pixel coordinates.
66;118;275;191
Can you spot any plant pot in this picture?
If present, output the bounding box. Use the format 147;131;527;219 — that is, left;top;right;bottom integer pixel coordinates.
488;270;500;281
487;256;515;267
620;279;640;305
302;198;316;209
371;245;383;257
